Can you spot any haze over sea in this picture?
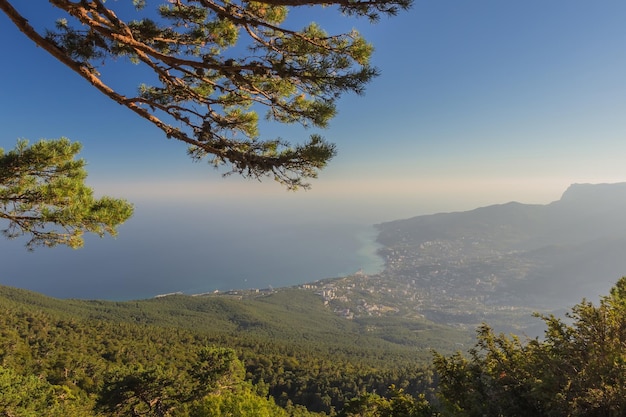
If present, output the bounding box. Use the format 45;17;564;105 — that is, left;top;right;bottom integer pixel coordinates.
0;198;385;301
1;179;579;301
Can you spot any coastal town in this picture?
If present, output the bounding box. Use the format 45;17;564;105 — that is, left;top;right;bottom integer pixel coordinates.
206;185;626;338
210;232;552;336
295;237;539;335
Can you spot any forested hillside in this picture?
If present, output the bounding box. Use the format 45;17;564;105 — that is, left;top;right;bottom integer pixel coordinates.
0;285;460;416
3;277;626;416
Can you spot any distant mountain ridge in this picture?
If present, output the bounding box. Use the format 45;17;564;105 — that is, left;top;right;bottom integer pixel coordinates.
378;182;626;247
375;182;626;309
558;182;626;205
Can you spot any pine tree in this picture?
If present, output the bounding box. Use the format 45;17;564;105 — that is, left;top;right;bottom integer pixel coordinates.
0;138;133;249
0;0;411;189
434;277;626;417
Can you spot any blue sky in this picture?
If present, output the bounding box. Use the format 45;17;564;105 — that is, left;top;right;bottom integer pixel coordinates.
2;1;626;222
1;1;626;298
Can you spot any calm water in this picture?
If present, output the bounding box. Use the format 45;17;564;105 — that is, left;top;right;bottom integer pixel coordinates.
0;202;385;300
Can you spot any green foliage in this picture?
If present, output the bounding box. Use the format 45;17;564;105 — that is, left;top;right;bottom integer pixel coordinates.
0;285;446;415
185;380;292;417
1;0;411;189
98;365;184;416
338;386;435;417
0;138;133;249
95;344;334;417
433;277;626;417
0;365;93;416
12;277;626;416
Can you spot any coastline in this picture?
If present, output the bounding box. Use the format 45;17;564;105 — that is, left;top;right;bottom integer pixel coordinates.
2;219;388;301
353;225;386;275
175;223;387;298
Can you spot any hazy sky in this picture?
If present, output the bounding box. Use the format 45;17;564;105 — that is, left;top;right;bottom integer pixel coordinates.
1;1;626;298
3;0;626;224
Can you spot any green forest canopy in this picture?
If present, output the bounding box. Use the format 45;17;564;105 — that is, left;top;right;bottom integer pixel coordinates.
2;277;626;415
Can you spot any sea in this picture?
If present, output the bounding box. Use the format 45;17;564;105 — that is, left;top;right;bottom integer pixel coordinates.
0;202;386;301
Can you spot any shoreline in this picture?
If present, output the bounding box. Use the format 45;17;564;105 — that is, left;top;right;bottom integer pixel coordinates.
158;224;387;299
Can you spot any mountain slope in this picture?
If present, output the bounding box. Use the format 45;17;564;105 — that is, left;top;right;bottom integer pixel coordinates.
375;182;626;311
0;284;471;414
